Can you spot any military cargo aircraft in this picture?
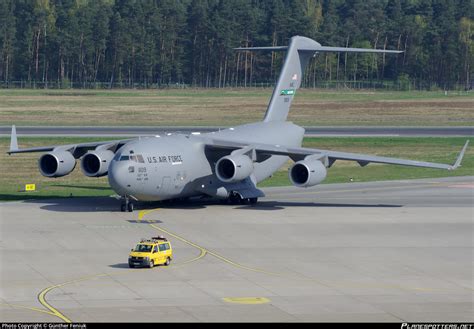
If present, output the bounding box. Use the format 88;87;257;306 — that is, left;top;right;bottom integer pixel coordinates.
8;36;469;211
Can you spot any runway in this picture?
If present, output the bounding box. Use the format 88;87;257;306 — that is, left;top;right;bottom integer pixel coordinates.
0;126;472;137
0;176;473;322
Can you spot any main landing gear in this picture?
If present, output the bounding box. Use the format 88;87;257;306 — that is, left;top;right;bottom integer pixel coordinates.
228;191;258;205
120;196;134;212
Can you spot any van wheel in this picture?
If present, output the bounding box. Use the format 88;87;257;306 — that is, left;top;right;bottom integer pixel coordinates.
165;257;171;266
149;260;154;268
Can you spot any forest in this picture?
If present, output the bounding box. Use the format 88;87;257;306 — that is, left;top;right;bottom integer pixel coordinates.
0;0;472;89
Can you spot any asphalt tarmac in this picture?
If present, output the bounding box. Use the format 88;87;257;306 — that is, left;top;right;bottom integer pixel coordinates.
0;176;472;322
0;126;472;137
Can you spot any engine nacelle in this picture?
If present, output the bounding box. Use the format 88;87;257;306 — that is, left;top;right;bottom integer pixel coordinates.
216;154;253;183
80;150;115;177
289;159;327;187
39;151;76;178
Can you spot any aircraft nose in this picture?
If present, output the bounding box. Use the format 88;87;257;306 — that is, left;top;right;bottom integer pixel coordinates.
108;159;129;195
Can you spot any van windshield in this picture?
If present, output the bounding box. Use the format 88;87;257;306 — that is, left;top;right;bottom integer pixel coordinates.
134;244;152;252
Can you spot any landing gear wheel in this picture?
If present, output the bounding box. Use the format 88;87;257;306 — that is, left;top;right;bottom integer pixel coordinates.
229;192;242;205
249;197;258;205
164;257;171;266
149;260;154;268
121;204;126;212
127;202;134;212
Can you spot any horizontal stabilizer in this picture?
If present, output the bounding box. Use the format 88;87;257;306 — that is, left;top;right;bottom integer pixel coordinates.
234;46;288;51
235;45;402;54
311;46;402;54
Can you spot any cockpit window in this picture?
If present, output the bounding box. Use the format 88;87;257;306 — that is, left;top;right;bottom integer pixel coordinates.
127;155;145;163
116;154;144;163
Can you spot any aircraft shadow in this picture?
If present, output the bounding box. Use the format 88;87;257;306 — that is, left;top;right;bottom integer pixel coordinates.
21;196;120;212
12;196;402;212
235;200;403;210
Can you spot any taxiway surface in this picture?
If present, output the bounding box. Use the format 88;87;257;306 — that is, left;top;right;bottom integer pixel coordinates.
0;176;472;322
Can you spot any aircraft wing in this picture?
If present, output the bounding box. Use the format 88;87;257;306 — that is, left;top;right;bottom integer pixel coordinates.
206;138;469;171
7;125;132;157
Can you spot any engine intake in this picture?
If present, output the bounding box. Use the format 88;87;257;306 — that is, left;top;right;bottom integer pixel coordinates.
216;154;253;183
80;150;115;177
39;151;76;178
289;159;327;187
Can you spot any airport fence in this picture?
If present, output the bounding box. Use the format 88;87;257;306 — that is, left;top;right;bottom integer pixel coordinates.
0;79;471;92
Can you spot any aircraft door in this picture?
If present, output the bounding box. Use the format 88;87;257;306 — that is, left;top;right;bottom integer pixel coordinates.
160;176;171;195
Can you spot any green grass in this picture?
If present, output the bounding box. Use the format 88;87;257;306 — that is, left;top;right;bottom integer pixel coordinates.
1;88;473;126
0;136;471;201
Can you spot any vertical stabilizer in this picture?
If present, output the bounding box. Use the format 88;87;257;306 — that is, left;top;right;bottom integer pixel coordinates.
235;36;401;123
263;36;320;122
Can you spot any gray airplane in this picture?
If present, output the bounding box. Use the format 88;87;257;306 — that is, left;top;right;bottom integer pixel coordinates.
8;36;469;212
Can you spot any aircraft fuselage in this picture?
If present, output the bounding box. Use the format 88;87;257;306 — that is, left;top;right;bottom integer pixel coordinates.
108;121;304;201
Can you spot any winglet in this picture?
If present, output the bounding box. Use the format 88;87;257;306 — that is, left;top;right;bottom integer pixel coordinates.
8;125;18;154
449;140;469;170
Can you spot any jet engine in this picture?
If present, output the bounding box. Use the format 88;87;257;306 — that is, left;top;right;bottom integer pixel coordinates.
80;150;115;177
216;154;253;183
289;159;327;187
38;151;76;178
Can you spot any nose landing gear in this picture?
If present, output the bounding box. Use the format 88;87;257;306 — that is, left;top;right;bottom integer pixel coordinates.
120;196;134;212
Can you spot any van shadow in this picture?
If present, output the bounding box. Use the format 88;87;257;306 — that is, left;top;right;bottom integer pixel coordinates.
109;263;131;269
109;263;167;269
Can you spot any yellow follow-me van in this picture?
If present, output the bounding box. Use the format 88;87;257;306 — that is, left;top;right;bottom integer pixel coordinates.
128;236;172;268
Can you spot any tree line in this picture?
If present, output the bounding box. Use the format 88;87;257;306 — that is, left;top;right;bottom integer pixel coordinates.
0;0;472;89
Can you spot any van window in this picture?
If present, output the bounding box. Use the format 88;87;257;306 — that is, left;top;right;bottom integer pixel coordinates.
159;244;166;252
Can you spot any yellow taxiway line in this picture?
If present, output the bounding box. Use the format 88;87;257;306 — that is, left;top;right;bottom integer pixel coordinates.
37;274;108;323
222;297;270;304
0;302;56;317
